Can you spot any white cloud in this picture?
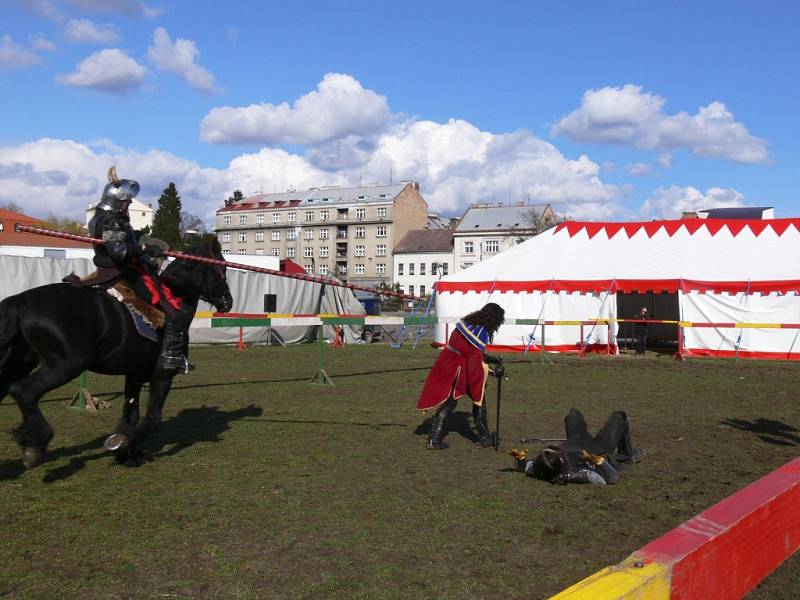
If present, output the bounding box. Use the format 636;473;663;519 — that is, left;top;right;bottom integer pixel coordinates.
658;153;672;168
30;34;57;52
552;84;768;164
64;18;121;44
0;35;43;72
201;72;392;145
68;0;162;18
628;162;650;177
147;27;218;93
21;0;67;24
639;185;745;219
56;48;147;93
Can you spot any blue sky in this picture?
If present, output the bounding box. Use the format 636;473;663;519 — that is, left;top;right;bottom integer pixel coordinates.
1;0;797;225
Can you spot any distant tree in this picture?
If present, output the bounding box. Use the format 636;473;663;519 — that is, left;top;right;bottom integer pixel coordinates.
135;225;151;238
225;190;244;207
516;207;565;243
151;183;183;250
180;211;208;237
2;201;24;213
36;214;88;236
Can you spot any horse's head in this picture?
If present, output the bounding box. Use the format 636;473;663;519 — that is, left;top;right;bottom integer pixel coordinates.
162;237;233;313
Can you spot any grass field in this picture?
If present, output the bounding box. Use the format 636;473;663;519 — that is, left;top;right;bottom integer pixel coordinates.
1;344;799;599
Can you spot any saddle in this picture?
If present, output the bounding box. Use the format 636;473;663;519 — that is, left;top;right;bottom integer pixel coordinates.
63;270;165;334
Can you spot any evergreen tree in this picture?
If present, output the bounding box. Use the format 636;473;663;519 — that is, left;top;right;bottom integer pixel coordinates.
151;183;183;250
225;190;244;207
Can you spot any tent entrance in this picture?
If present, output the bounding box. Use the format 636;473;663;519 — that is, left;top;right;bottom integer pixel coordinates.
616;291;679;353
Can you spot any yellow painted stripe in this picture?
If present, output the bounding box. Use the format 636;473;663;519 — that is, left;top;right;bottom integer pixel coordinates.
195;311;214;318
550;556;670;600
735;322;781;328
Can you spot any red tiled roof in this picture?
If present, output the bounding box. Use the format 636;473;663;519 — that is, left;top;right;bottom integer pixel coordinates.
0;210;92;249
218;198;303;212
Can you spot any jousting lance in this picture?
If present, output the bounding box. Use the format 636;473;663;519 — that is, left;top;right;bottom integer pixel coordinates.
14;224;423;302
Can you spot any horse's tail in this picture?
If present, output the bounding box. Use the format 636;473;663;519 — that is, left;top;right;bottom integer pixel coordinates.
0;295;22;373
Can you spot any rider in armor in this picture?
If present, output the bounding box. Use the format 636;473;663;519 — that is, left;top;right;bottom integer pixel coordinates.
88;167;193;374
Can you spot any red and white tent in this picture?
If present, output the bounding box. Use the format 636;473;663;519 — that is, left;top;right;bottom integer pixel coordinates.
435;218;800;359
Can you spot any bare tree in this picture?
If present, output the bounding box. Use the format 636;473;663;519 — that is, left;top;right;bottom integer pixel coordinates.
36;214;88;235
516;207;564;243
2;201;24;213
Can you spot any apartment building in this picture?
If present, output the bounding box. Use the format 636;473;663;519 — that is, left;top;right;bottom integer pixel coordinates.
454;203;556;272
214;182;428;285
393;229;454;299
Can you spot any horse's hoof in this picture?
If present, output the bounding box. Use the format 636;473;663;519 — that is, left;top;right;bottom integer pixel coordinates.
104;433;129;452
21;446;44;469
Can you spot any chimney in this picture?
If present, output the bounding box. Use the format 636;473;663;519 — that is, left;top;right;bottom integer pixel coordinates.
681;211;698;219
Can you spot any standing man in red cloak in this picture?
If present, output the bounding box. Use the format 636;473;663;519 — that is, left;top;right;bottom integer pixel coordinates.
417;302;505;450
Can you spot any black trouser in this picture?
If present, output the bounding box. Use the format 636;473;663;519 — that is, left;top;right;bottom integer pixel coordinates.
561;408;633;457
634;329;647;354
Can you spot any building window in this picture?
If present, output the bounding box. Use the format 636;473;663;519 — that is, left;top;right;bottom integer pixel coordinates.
409;285;414;296
355;226;366;238
462;262;473;269
320;210;330;221
238;232;247;242
376;263;386;275
305;210;314;222
319;228;329;240
288;211;296;223
272;213;280;224
304;247;314;258
442;262;449;275
420;285;426;296
376;244;386;256
484;240;499;253
256;213;265;224
221;232;231;242
354;264;365;275
287;228;297;241
255;248;264;255
239;215;247;225
464;241;474;254
287;247;296;258
337;208;348;220
318;265;329;275
238;249;246;255
255;231;265;242
398;263;404;276
268;231;278;241
354;245;365;257
420;263;426;276
304;264;313;274
356;207;366;220
271;248;280;257
409;263;415;275
223;215;232;225
376;225;387;237
377;207;387;218
319;246;329;257
304;228;314;240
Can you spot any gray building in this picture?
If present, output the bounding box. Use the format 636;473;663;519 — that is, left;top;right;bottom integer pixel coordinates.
214;182;428;285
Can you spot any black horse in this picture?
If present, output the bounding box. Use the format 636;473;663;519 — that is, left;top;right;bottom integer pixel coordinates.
0;239;233;468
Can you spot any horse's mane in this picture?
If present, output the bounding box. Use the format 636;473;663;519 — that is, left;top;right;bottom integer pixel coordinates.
162;236;224;292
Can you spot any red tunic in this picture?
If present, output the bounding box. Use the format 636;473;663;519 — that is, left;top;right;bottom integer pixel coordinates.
416;327;490;411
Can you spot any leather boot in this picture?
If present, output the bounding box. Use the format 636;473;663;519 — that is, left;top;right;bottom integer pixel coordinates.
426;399;455;450
472;403;492;447
158;320;189;373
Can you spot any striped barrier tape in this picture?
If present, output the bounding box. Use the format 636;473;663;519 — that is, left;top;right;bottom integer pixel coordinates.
197;312;800;329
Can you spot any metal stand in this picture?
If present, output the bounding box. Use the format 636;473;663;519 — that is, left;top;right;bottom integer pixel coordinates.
265;326;286;348
68;371;102;412
309;324;334;386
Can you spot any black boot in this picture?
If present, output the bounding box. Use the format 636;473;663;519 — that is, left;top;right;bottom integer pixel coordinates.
158;320;189;374
472;403;492;447
427;399;455;450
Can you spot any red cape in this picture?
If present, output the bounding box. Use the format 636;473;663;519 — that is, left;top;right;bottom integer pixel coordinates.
416;328;489;411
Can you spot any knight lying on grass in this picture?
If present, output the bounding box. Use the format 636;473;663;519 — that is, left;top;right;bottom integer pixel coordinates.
509;408;645;485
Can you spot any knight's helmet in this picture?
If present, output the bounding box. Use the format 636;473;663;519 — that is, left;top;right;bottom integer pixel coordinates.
97;166;140;213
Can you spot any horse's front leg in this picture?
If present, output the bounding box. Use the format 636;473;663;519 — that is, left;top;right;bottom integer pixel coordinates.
115;375;173;462
104;375;142;457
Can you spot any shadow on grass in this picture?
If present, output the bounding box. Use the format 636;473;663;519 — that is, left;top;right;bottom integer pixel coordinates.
37;366;432;404
414;410;478;444
720;417;800;446
1;404;265;483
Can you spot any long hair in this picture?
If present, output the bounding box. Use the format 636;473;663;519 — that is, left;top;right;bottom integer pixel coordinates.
531;446;567;483
462;302;505;341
